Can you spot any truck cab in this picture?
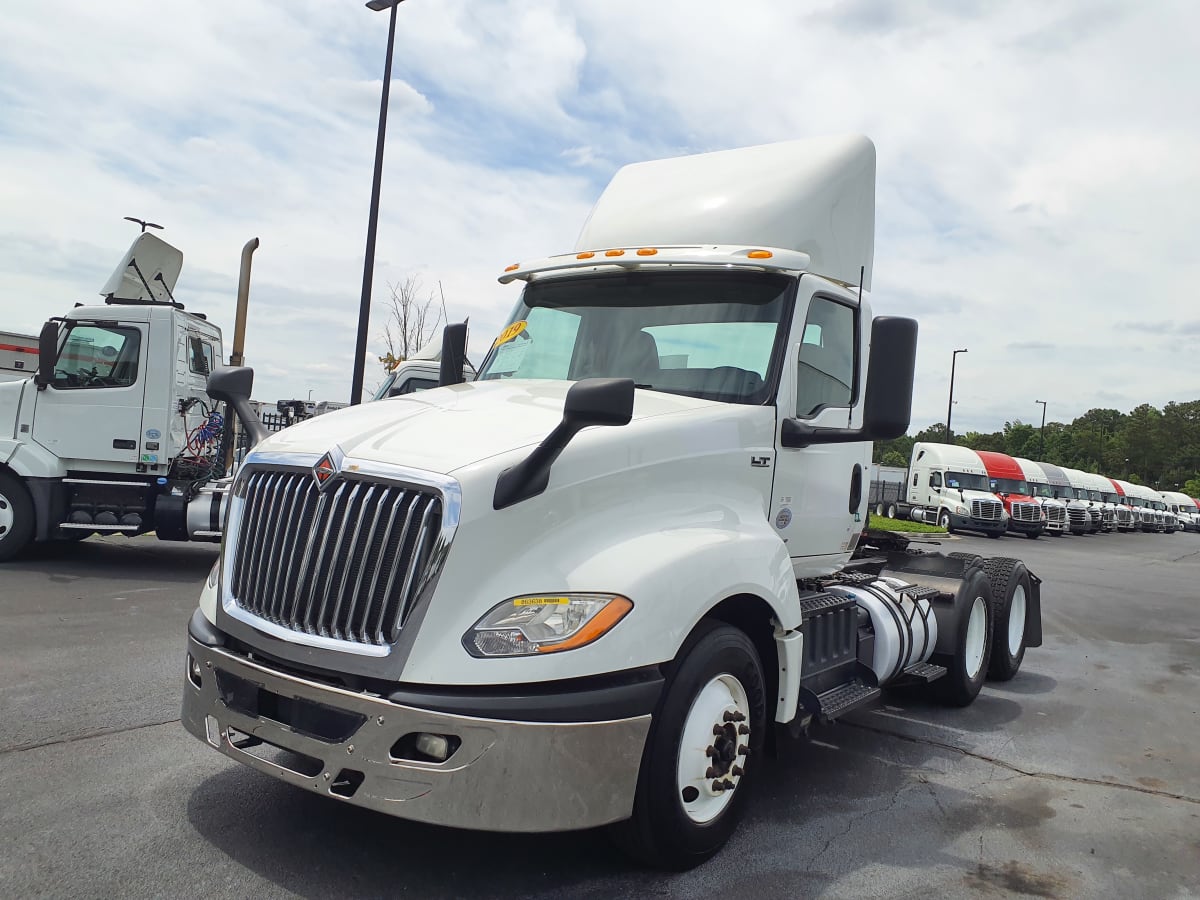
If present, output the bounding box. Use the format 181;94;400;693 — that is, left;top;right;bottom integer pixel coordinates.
1076;470;1125;533
371;343;478;401
1037;461;1096;534
1060;466;1108;532
975;450;1045;539
178;136;1043;868
1162;490;1200;532
904;442;1007;536
1013;456;1067;535
0;232;235;559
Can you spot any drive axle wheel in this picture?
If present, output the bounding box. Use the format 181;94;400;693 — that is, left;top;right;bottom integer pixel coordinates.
611;622;765;870
930;568;994;707
0;471;35;561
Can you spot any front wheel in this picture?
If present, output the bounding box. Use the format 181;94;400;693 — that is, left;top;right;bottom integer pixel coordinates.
1025;531;1040;540
938;509;952;531
611;622;766;870
0;471;35;561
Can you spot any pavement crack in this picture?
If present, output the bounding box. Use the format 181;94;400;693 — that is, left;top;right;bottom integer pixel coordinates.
844;720;1200;806
2;717;181;755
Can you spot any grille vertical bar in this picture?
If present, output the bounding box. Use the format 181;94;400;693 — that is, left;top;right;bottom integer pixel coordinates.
229;469;443;646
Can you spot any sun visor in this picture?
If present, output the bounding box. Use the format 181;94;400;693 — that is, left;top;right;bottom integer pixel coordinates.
100;233;184;303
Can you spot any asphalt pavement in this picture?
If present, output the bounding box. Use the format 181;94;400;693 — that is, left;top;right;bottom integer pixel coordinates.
1;531;1198;899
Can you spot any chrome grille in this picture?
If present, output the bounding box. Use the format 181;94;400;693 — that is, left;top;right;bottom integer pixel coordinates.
1115;508;1132;525
230;469;443;646
1045;505;1066;523
1067;506;1088;525
1012;502;1040;523
1100;508;1115;524
971;499;1003;521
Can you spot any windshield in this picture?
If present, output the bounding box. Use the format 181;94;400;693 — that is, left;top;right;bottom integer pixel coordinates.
1030;483;1055;498
1054;485;1077;500
1088;490;1103;502
1102;492;1121;504
945;471;990;491
989;477;1030;494
477;272;791;404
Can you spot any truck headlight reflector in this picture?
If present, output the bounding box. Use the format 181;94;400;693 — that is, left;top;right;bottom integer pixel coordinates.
955;505;968;515
465;593;633;657
207;560;220;588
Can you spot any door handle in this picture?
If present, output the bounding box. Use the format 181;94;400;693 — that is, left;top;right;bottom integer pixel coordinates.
849;464;863;513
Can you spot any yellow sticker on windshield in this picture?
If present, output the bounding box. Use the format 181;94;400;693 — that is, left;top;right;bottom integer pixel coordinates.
513;596;568;607
493;321;527;347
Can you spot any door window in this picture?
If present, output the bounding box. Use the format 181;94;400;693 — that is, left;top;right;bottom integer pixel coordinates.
391;377;438;396
188;336;214;375
795;297;856;417
54;324;141;389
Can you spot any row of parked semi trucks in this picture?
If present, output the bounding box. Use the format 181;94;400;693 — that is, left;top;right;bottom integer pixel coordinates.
870;442;1200;538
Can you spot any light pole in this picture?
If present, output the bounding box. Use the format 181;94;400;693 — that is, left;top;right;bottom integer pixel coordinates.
946;348;967;442
1035;400;1047;458
351;0;407;405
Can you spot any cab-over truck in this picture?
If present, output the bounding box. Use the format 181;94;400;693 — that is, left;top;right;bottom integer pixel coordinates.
181;136;1042;869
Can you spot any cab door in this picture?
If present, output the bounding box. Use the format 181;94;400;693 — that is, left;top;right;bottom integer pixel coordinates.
771;285;868;575
32;321;148;465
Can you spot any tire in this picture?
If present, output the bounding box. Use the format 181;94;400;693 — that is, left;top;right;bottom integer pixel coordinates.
937;509;952;531
610;622;766;870
948;551;983;568
887;503;898;520
875;503;885;518
0;471;35;561
986;531;1001;539
981;558;1032;681
930;569;994;707
1025;531;1039;540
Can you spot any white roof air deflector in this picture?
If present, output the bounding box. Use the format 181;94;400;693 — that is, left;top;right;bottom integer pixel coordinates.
575;135;875;290
100;233;184;304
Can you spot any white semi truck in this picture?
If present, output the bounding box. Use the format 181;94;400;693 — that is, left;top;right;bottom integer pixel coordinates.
1012;456;1068;536
0;232;268;558
180;136;1042;868
1161;490;1200;533
893;442;1008;537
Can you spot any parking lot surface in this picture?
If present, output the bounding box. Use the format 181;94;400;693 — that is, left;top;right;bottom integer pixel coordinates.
2;531;1198;898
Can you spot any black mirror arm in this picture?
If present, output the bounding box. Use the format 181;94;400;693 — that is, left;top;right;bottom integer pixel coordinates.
780;419;866;449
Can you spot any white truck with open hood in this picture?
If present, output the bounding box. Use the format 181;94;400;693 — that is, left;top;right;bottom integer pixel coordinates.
181;136;1042;868
0;231;265;559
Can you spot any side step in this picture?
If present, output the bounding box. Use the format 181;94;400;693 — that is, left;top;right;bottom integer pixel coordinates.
890;661;947;687
810;680;881;723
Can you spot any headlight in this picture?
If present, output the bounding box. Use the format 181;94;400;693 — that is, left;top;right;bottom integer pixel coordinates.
207;559;220;588
464;593;633;658
955;505;969;515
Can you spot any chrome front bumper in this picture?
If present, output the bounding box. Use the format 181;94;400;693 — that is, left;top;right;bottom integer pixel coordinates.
182;636;652;832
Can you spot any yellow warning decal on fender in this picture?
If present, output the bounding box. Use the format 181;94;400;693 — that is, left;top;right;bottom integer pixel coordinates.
493;321;527;346
513;596;568;607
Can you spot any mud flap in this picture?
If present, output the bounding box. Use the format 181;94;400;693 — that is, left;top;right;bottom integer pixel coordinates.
1024;570;1043;648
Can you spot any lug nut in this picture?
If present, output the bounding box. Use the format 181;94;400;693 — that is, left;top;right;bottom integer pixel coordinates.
733;711;746;722
706;767;719;779
711;780;726;792
705;745;718;758
732;765;745;777
713;724;725;736
738;724;750;735
738;745;751;756
722;778;736;790
723;711;737;723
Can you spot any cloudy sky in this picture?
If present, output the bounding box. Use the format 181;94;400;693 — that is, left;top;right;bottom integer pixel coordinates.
1;0;1196;432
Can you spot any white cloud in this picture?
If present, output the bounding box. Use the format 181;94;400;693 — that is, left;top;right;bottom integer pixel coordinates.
0;0;1197;431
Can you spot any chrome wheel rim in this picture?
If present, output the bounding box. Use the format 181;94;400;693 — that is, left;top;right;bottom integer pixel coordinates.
965;596;987;680
677;673;749;824
1007;585;1027;657
0;490;13;538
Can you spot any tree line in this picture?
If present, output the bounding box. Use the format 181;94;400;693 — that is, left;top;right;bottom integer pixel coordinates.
873;400;1200;498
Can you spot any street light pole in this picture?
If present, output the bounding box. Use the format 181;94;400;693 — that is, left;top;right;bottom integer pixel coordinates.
350;0;406;405
946;348;967;442
1035;400;1047;458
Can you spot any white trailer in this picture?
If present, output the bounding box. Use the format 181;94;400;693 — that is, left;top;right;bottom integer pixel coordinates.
0;331;38;383
179;136;1041;868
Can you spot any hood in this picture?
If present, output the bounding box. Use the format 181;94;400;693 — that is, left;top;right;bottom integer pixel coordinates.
0;378;29;439
257;380;723;474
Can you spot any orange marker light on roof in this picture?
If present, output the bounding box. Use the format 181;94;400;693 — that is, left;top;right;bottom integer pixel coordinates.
576;251;595;259
504;263;520;272
747;249;773;259
605;249;626;257
636;248;658;256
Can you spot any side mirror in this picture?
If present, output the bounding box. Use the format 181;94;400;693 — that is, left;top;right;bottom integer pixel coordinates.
439;322;468;387
494;378;634;509
207;365;268;447
781;316;917;448
35;320;58;390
